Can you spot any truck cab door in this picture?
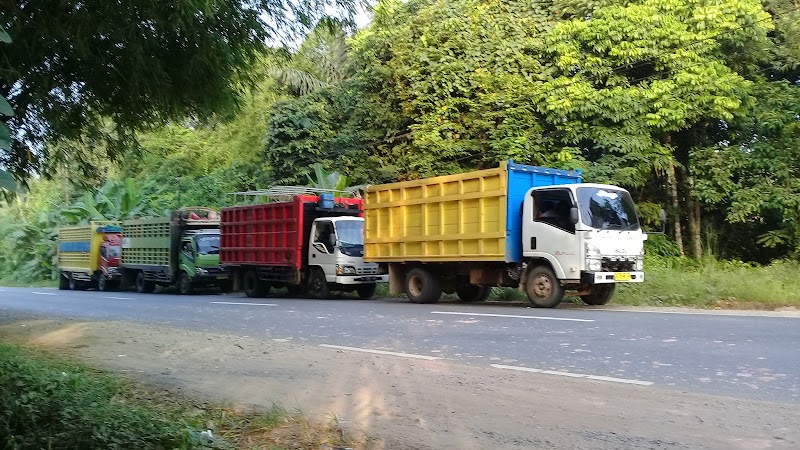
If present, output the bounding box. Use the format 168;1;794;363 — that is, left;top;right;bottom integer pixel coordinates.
310;220;337;281
180;239;197;275
523;188;581;281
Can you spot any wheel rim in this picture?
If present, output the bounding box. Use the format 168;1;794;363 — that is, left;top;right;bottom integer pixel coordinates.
180;275;189;293
532;273;552;299
98;276;106;290
69;275;76;290
408;275;423;297
136;274;145;291
311;273;322;293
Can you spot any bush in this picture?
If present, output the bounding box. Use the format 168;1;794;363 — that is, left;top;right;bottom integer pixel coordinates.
0;344;226;449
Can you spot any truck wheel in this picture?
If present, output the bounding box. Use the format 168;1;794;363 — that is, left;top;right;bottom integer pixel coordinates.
178;272;193;295
244;269;267;298
405;268;442;304
135;272;156;294
456;285;491;302
68;273;77;290
355;283;377;299
97;274;114;292
525;266;564;308
58;273;70;290
581;284;616;306
308;268;331;299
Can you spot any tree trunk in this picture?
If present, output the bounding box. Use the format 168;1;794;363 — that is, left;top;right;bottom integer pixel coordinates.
691;199;702;259
683;169;702;259
667;163;684;255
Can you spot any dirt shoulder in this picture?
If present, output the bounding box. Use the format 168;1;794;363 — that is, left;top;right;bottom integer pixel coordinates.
1;311;797;450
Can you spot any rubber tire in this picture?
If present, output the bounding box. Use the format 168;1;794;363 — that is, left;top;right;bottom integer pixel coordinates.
525;266;564;308
178;272;193;295
68;273;77;290
58;273;70;290
355;283;377;299
581;284;616;306
97;274;114;292
308;268;331;299
456;285;491;302
244;269;267;298
135;272;156;294
405;268;442;304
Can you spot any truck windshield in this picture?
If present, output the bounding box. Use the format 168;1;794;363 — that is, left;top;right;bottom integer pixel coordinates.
336;220;364;245
335;220;365;257
576;187;640;231
195;234;220;255
107;246;121;258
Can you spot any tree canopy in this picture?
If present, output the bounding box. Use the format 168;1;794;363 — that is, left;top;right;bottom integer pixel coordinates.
0;0;356;178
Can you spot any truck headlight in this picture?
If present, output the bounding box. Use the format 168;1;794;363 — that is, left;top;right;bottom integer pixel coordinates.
587;259;602;271
635;259;644;271
336;265;357;275
585;244;601;258
196;268;208;275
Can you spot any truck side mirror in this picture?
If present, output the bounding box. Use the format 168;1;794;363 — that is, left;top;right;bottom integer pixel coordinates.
569;207;579;225
329;234;337;249
660;208;667;224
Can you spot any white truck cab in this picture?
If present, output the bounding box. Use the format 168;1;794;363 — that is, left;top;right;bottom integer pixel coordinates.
522;183;646;306
309;216;389;291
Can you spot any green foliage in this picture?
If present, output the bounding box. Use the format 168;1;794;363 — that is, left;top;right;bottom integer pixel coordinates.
0;178;158;281
351;0;575;175
307;163;351;191
0;0;357;179
0;343;229;449
615;257;800;307
271;20;353;96
535;0;771;185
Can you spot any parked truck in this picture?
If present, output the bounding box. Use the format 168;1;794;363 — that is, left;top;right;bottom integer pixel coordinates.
364;161;647;308
120;207;231;294
56;221;123;291
220;188;388;299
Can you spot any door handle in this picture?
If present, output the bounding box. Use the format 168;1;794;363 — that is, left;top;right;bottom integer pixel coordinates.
530;237;536;249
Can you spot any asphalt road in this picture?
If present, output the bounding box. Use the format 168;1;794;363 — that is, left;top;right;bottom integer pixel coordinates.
1;286;798;405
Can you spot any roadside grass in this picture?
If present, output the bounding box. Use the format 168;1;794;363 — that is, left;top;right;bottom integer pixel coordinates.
613;257;800;309
0;343;371;449
455;258;800;310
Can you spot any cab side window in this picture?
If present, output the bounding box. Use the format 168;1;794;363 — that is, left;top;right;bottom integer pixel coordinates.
314;222;335;253
532;189;575;234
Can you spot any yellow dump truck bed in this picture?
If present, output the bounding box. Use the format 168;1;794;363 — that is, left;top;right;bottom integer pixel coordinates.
364;163;510;262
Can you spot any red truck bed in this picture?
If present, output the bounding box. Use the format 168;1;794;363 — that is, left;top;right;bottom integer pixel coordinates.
220;195;363;269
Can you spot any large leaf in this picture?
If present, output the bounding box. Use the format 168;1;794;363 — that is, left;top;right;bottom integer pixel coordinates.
0;169;17;191
0;122;11;151
0;96;13;117
0;24;10;43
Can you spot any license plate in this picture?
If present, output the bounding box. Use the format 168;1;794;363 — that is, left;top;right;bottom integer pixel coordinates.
614;272;632;281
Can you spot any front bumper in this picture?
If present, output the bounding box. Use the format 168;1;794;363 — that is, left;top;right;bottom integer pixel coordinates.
194;270;231;284
582;271;644;285
335;274;389;285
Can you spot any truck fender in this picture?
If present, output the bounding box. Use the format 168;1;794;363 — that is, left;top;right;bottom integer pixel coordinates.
522;254;567;281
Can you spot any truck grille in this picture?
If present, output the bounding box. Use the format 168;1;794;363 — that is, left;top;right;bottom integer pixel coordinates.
601;258;635;272
202;267;230;275
356;267;378;275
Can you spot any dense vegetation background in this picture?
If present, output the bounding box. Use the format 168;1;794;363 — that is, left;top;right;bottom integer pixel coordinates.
1;0;798;305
